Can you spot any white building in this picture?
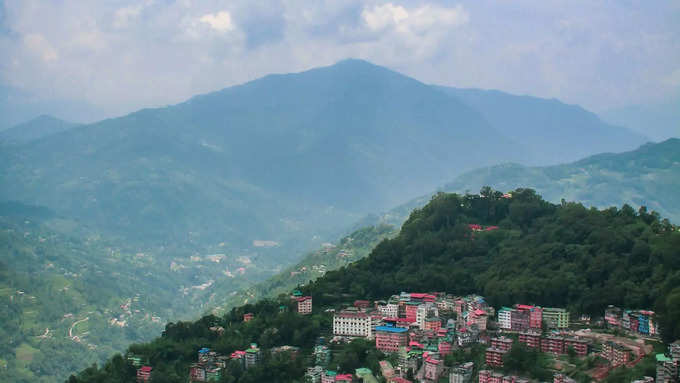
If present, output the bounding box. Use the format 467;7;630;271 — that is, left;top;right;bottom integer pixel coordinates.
333;310;372;338
378;303;399;318
417;303;439;329
497;307;512;330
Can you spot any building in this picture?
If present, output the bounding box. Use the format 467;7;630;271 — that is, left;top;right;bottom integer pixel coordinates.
497;307;512;330
333;310;372;338
424;317;442;332
378;303;399;318
485;347;508;367
541;336;564;355
656;353;677;383
245;344;261;369
438;341;452;357
670;340;680;362
243;313;254;322
449;362;474;383
405;302;419;324
375;326;408;353
296;296;313;315
542;308;569;329
510;309;530;332
137;366;152;382
314;345;331;366
564;338;588;356
306;366;324;383
468;309;488;331
321;370;337;383
601;341;631;367
423;354;444;382
518;330;541;349
529;307;542;329
491;336;513;352
604;306;622;328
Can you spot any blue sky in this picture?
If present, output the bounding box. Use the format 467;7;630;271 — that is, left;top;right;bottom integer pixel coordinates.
0;0;678;119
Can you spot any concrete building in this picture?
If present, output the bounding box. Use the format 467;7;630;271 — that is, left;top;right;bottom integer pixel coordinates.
497;307;512;330
601;341;631;367
295;296;313;315
375;326;408;353
491;336;513;352
656;353;677;383
449;362;474;383
485;347;508;367
333;310;372;338
136;366;152;382
542;308;569;329
245;344;261;369
518;330;541;349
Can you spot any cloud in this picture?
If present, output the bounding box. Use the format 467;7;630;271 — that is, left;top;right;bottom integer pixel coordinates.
361;3;469;33
23;34;58;62
200;11;236;32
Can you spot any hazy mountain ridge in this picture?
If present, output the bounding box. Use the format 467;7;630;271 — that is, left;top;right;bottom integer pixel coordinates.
0;115;79;144
438;86;648;165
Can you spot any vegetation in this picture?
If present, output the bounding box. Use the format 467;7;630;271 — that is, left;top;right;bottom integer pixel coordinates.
303;189;680;342
67;189;680;383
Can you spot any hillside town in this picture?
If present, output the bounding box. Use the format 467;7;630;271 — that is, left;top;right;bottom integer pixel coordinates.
128;290;679;383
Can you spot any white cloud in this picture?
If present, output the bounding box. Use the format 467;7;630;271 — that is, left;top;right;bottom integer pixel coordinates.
23;34;58;62
361;3;469;33
361;3;408;31
200;11;236;32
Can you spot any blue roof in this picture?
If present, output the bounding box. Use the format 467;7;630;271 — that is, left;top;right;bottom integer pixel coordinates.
199;348;210;353
375;326;408;333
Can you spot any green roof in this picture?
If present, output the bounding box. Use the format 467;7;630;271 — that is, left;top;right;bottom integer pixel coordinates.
245;348;259;353
657;354;672;362
355;368;372;376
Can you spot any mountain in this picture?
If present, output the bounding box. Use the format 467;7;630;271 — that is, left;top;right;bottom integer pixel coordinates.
443;138;680;223
66;190;680;383
0;59;525;261
601;94;680;142
0;115;78;144
438;87;648;166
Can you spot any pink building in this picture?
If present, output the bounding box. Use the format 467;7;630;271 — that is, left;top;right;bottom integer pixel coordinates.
438;341;452;356
295;296;312;315
375;326;408;353
424;317;441;332
243;313;254;322
405;303;419;323
137;366;152;382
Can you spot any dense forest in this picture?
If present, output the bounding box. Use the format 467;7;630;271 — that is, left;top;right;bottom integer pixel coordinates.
66;189;680;382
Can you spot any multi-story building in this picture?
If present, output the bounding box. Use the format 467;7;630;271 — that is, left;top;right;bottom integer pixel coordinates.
478;370;529;383
321;370;337;383
438;341;453;357
424;317;442;332
529;307;542;329
518;330;541;349
333;310;372;338
656;353;677;383
405;302;419;324
491;336;513;352
564;338;588;356
375;326;408;353
417;303;439;329
449;362;473;383
601;341;631;367
468;309;488;331
485;347;508;367
604;305;622;328
497;307;512;330
314;345;331;367
245;344;261;369
541;336;564;355
296;296;313;315
378;303;399;318
670;340;680;362
510;309;530;332
305;366;324;383
542;308;569;329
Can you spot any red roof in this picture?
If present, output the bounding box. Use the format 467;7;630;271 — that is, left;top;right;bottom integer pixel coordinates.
474;309;486;316
295;296;312;302
485;226;499;231
140;366;152;372
517;304;534;310
336;374;353;381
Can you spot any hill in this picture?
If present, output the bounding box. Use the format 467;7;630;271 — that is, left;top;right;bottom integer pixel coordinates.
0;115;78;144
443;139;680;223
439;87;648;166
0;59;526;262
0;206;272;383
601;93;680;142
66;189;680;383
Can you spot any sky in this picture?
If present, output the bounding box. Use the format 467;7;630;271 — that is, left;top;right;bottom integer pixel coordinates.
0;0;679;121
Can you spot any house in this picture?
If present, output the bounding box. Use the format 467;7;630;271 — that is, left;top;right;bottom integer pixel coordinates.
243;313;254;322
137;366;152;382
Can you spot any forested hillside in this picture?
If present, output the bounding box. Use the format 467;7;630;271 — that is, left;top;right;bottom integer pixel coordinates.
66;189;680;383
0;205;268;382
305;189;680;342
